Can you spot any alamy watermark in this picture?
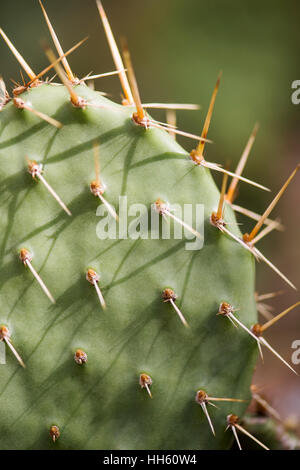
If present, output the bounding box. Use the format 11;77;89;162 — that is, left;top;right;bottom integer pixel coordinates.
291;80;300;104
291;340;300;365
95;196;205;251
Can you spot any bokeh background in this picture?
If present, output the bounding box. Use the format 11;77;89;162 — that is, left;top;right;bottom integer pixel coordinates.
1;0;300;431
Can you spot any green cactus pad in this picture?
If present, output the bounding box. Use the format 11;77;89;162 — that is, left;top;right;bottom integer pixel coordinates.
0;82;258;449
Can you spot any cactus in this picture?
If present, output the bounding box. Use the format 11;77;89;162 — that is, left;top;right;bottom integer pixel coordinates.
234;414;300;450
0;1;298;450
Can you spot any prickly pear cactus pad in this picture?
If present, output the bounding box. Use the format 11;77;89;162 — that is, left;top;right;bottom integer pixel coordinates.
0;82;258;450
0;2;264;451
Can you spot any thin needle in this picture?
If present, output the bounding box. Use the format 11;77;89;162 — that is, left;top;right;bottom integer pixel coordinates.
87;79;95;90
121;38;145;122
26;258;55;304
19;248;55;303
201;402;215;436
86;269;106;310
27;37;88;87
14;97;62;128
226;123;259;203
169;299;189;328
155;199;202;239
257;303;274;321
165;208;202;239
5;338;26;368
251;390;281;421
208;397;247;403
38;173;71;216
204;161;269;192
98;193;118;221
230;204;284;231
145;383;152;398
219;225;255;255
95;0;133;104
217;172;228;219
0;327;25;368
82;69;124;81
210;211;255;254
226;313;239;328
246;165;300;242
253;247;296;290
27;160;71;215
149;118;177;129
251;218;281;245
234;423;270;450
217;303;263;358
91;142;119;221
44;47;83;107
143;103;200;110
93;279;106;310
0;28;36;80
259;337;298;375
22;103;62;128
39;0;75;82
228;312;263;346
231;426;242;450
255;290;284;302
166;109;176;140
150;121;212;143
139;373;153;398
0;76;10;109
195;72;222;159
19;69;26;86
162;289;189;328
261;300;300;332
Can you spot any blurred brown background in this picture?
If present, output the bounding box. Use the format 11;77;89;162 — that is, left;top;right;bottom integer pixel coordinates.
1;0;300;426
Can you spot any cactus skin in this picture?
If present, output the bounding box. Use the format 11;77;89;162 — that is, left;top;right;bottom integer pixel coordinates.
0;81;258;450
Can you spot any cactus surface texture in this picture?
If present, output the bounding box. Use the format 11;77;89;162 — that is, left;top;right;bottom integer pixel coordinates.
0;1;296;451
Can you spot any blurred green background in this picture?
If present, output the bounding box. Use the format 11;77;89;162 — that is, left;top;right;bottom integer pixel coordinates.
1;0;300;429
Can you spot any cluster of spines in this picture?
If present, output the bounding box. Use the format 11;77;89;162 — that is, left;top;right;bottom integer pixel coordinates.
0;0;299;450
